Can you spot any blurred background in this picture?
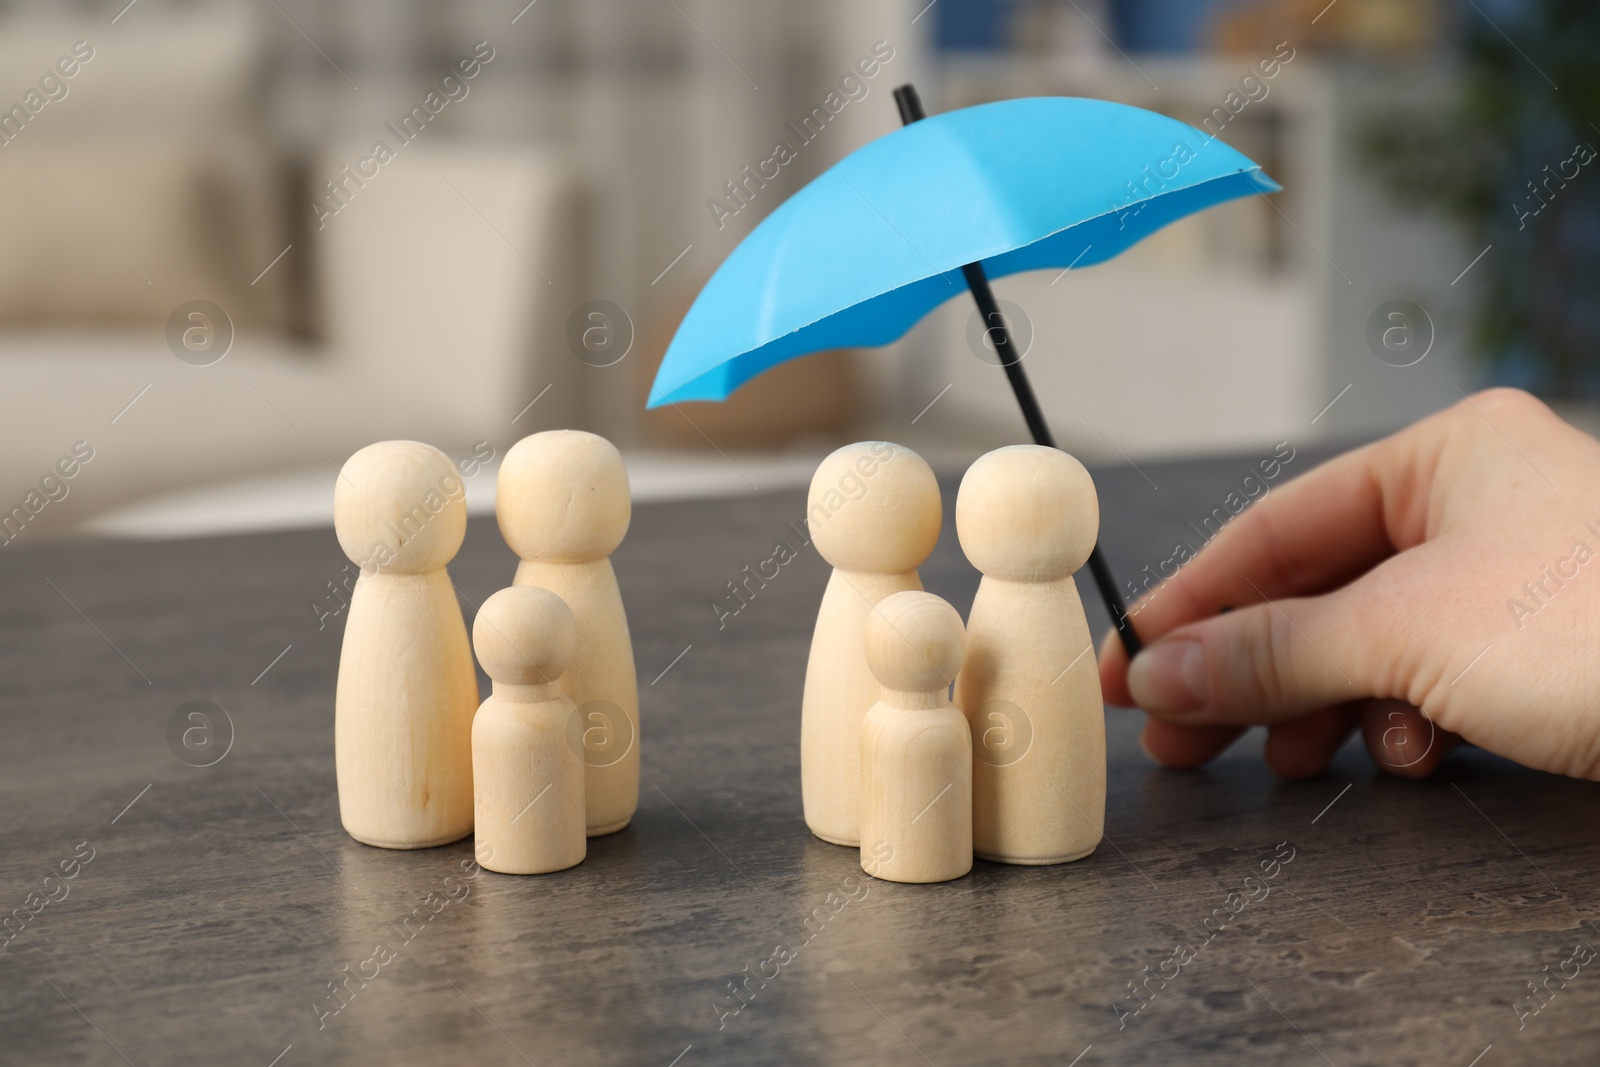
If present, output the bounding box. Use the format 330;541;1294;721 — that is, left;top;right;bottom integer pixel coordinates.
0;0;1593;541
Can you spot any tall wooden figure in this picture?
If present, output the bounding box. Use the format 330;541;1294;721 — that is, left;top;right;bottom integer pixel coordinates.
471;586;587;875
334;441;478;849
859;591;972;884
954;445;1105;864
498;430;638;837
801;441;941;847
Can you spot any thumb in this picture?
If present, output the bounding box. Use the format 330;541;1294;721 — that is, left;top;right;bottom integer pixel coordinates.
1126;590;1374;724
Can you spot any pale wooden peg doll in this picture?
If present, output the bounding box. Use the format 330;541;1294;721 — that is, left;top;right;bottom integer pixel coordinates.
497;429;639;837
954;445;1105;865
860;590;972;884
801;441;942;847
472;585;586;875
334;441;478;849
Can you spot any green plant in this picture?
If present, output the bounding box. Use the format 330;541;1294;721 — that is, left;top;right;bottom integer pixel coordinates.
1357;0;1600;397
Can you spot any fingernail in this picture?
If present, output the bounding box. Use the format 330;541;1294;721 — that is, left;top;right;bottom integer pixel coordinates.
1127;638;1209;714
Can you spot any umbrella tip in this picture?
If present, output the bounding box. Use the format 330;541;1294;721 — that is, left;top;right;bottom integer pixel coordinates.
893;84;925;126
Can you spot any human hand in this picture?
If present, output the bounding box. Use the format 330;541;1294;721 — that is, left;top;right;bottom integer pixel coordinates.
1097;388;1600;781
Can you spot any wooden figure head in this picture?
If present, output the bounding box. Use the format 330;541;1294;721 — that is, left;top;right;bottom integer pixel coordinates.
865;590;966;695
807;441;941;573
956;445;1099;582
472;585;577;687
497;430;631;563
335;440;468;575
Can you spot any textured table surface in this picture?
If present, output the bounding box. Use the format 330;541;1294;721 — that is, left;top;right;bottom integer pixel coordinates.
3;448;1597;1067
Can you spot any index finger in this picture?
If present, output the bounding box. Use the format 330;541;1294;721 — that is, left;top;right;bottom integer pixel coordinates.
1099;438;1401;703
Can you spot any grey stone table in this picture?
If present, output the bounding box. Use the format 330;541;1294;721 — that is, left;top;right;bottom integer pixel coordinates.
3;449;1597;1066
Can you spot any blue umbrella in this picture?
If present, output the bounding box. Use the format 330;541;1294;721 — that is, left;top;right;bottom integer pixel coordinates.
649;86;1280;656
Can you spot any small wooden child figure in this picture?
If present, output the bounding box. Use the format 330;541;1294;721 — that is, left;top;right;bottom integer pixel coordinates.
859;590;972;884
471;585;587;875
333;441;478;849
954;445;1105;865
802;441;942;847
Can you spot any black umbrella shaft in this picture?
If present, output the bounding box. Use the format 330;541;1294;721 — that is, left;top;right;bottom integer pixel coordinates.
962;263;1054;448
893;82;1143;660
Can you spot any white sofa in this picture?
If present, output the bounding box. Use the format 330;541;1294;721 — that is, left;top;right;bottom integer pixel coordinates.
0;146;580;543
0;10;579;542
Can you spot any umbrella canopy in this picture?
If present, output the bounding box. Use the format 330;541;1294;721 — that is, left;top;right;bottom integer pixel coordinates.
648;95;1279;407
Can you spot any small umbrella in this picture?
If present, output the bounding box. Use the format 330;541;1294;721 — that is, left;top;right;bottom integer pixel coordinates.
649;86;1280;657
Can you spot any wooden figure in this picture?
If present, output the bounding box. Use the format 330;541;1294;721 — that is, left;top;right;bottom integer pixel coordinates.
497;430;638;837
954;445;1105;865
471;585;587;875
333;441;478;849
801;441;941;847
859;590;972;884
